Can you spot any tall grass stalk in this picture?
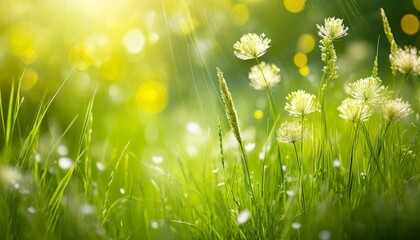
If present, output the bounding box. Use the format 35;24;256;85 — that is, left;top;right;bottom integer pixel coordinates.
78;94;96;201
45;150;85;236
100;141;131;225
216;68;253;198
361;123;388;189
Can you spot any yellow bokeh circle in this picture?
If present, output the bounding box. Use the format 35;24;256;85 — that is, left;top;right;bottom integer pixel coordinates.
231;4;249;26
401;14;419;35
254;110;264;120
299;66;310;77
293;53;307;68
297;34;315;53
10;27;38;64
284;0;305;13
22;68;38;90
414;0;420;11
136;81;168;113
68;43;92;71
100;57;126;82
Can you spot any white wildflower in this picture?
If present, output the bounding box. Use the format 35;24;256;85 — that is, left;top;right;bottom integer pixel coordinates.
317;17;349;40
338;98;373;122
248;62;281;89
285;90;320;117
382;98;413;122
391;46;420;76
233;33;271;60
277;120;310;144
346;77;388;106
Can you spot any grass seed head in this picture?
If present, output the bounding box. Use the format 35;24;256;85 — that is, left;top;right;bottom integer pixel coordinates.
233;33;271;60
216;68;242;145
248;61;281;90
380;8;398;75
319;38;338;80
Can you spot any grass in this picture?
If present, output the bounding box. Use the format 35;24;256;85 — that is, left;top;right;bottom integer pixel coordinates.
1;6;420;240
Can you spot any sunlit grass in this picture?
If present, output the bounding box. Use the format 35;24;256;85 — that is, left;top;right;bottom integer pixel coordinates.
1;1;420;240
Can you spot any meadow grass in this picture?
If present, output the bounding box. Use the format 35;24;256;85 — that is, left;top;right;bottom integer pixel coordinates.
1;8;420;240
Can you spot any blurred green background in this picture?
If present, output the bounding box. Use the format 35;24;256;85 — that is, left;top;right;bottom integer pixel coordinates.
0;0;419;155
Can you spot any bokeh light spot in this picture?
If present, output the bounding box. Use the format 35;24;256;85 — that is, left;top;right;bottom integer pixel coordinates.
10;27;38;64
136;81;168;113
299;65;310;77
293;53;307;68
254;110;264;120
297;34;315;53
123;29;146;54
284;0;305;13
86;32;112;66
401;14;419;35
347;41;371;62
22;47;37;64
149;32;160;44
100;57;126;81
414;0;420;11
68;43;92;70
22;68;38;90
231;4;249;26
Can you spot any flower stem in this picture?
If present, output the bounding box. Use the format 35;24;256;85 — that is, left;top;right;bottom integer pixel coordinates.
348;121;360;199
398;74;409;97
293;142;305;214
255;58;278;118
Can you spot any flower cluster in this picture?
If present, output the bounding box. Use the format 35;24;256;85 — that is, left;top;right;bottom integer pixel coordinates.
317;17;349;41
391;46;420;76
338;98;373;122
346;77;389;106
339;75;412;123
317;17;348;80
248;62;281;90
382;98;413;123
285;90;320;117
277;119;310;143
233;33;271;60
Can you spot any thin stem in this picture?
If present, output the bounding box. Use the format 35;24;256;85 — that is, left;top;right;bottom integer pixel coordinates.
254;58;278;117
348;121;360;199
376;121;392;160
239;142;254;199
293;142;305;214
361;123;388;189
300;115;305;160
398;74;409;97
